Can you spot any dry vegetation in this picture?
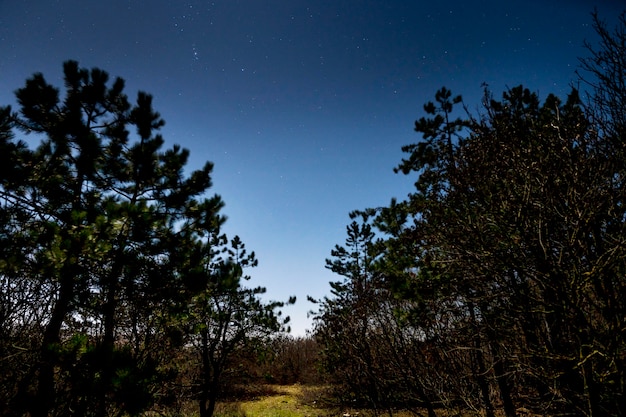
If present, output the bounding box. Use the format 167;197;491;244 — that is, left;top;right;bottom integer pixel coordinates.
214;384;330;417
208;384;540;417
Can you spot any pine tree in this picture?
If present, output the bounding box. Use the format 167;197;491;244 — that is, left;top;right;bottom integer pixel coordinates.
0;61;220;416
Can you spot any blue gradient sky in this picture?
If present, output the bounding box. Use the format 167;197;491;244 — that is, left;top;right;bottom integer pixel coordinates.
1;1;622;335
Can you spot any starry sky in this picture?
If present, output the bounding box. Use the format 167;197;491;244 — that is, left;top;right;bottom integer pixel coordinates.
1;0;623;335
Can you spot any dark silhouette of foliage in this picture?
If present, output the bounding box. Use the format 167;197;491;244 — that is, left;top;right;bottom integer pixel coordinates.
0;61;292;417
181;233;295;417
314;11;626;417
311;213;440;417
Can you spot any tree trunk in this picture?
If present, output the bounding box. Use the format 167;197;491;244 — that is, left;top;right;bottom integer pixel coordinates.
30;273;74;417
199;393;218;417
468;302;495;417
94;262;122;417
199;329;222;417
199;374;220;417
493;352;517;417
485;323;517;417
93;289;117;417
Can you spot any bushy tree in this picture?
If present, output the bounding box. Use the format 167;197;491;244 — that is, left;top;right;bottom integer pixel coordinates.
182;231;295;417
316;11;625;417
312;213;440;417
0;61;292;417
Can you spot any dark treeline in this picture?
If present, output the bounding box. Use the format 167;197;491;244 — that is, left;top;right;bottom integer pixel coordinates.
311;11;626;417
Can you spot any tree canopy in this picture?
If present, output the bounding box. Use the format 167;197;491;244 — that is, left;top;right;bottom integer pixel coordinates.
313;11;626;417
0;61;292;417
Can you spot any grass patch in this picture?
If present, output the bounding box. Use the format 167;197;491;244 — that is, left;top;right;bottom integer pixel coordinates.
212;384;441;417
214;384;333;417
210;384;534;417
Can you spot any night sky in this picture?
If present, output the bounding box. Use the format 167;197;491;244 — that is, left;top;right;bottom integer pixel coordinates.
1;1;622;335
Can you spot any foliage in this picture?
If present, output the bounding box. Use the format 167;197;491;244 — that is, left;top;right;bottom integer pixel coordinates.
313;11;626;417
181;231;296;417
0;61;291;417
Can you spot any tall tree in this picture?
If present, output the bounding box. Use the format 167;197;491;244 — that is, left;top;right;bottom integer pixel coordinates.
182;231;295;417
318;11;626;416
312;213;386;410
0;61;220;416
313;212;440;416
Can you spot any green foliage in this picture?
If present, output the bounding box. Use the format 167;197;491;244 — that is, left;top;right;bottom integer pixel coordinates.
180;231;296;417
0;60;291;417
